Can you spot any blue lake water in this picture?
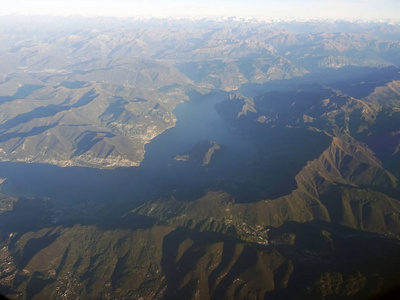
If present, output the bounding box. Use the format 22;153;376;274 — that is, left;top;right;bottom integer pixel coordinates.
1;66;396;203
0;79;335;205
0;90;253;203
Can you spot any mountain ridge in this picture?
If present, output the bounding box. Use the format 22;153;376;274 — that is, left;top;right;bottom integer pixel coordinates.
0;18;400;300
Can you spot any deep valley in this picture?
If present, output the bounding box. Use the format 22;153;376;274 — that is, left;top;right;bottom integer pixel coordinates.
0;17;400;299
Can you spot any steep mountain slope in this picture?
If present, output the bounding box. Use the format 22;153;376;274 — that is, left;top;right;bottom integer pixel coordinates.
2;75;400;299
0;80;186;168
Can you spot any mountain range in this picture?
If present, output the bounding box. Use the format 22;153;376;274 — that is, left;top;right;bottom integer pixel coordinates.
0;17;399;299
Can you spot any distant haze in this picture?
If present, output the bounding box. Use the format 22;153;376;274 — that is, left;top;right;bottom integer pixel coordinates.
3;0;400;20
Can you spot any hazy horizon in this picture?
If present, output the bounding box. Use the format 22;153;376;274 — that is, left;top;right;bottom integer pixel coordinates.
3;0;400;21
